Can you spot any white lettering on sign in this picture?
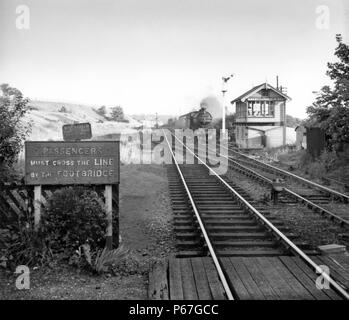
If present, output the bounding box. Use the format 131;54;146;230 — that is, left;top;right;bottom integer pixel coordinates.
30;160;49;166
94;158;113;166
41;147;102;156
25;141;119;185
55;169;114;178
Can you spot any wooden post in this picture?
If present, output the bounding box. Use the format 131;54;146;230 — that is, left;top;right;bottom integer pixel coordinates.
105;185;113;249
34;185;42;230
112;184;120;248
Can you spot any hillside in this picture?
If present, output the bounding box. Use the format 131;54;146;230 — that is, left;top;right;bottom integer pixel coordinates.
25;100;142;141
23;100;298;144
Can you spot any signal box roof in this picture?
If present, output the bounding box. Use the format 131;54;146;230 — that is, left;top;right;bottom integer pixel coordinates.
231;82;291;104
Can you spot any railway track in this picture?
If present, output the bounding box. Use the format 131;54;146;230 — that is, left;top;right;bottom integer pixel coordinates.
163;131;349;300
212;143;349;227
169;164;307;257
225;144;349;203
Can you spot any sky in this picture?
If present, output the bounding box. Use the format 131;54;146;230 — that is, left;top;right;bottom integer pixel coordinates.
0;0;348;118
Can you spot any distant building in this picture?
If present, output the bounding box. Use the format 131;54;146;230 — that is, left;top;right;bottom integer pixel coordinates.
295;126;328;157
231;82;291;149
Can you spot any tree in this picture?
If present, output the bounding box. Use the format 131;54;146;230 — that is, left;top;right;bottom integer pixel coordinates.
0;84;31;180
306;34;349;150
58;105;67;113
110;106;125;121
96;105;107;117
286;115;302;128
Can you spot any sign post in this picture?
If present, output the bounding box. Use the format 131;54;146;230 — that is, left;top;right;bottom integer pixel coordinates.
34;185;42;231
105;185;113;249
25;140;120;247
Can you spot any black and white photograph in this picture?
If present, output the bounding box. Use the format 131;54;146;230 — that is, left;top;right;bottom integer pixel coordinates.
1;0;349;307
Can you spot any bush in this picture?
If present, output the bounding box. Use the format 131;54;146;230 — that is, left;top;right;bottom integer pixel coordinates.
110;106;125;121
307;162;326;179
299;149;338;179
58;106;68;113
299;149;313;167
0;187;117;272
0;83;31;178
74;244;129;274
0;202;50;270
41;187;107;263
95;106;107;118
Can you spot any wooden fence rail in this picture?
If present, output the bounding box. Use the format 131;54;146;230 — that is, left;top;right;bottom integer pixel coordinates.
0;184;32;223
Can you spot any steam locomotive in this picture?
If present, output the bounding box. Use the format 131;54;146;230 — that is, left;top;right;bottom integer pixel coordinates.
178;106;213;130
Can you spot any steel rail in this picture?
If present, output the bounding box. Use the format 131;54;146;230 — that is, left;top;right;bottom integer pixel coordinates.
163;131;235;300
220;143;349;203
211;148;349;227
201;137;349;227
284;189;349;227
172;133;349;300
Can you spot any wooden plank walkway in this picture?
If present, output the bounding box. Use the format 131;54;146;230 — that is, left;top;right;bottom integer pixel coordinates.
148;256;345;300
311;253;349;290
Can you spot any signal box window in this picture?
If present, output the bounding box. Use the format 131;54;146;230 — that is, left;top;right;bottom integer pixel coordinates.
247;101;275;117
